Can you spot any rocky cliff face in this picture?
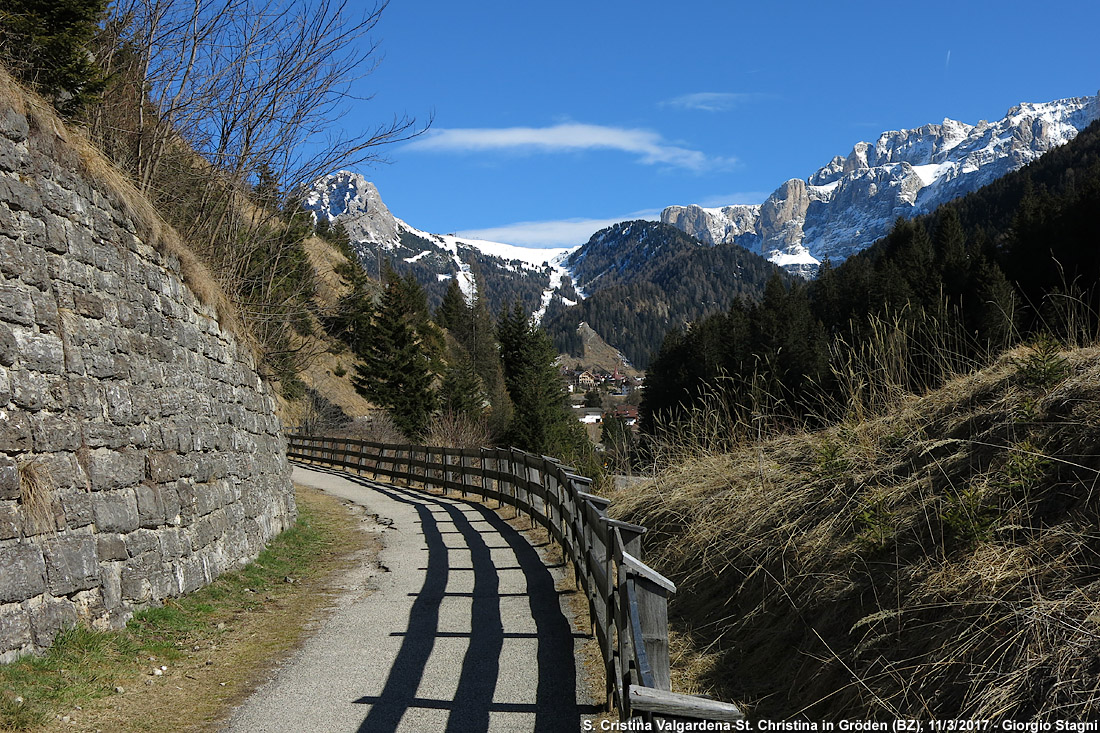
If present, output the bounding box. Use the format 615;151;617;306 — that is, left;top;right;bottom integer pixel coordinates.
0;79;295;661
305;171;401;248
663;92;1100;275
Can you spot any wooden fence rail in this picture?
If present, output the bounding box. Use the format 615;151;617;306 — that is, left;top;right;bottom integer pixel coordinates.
286;433;743;723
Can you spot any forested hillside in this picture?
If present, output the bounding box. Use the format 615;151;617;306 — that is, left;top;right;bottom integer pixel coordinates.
544;221;788;368
642;117;1100;436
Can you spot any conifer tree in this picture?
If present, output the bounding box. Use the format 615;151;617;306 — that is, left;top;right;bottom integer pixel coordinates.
933;207;970;296
435;279;467;332
973;258;1018;350
0;0;108;116
497;304;587;459
439;353;485;419
352;270;442;439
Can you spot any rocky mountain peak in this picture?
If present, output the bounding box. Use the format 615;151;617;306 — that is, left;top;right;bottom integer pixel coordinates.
662;91;1100;276
304;170;401;247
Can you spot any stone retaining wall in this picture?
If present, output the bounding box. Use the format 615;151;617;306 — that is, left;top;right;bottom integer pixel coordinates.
0;88;296;661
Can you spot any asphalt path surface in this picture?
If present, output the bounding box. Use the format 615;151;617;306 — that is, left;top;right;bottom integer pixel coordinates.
223;464;600;732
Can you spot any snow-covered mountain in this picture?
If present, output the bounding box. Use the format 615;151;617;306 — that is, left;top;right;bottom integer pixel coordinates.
663;92;1100;276
304;171;579;320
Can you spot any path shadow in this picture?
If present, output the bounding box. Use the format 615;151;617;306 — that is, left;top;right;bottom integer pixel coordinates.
316;472;594;732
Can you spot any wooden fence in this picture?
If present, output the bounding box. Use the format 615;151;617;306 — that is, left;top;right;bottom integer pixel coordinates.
286;434;744;723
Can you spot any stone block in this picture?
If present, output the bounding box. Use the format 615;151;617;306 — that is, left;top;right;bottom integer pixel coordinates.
0;107;29;142
158;389;183;417
0;601;32;659
92;487;139;533
119;551;160;603
146;451;185;483
42;535;99;596
177;554;208;595
191;455;216;484
158;527;189;560
13;330;64;375
59;488;93;529
122;528;159;557
127;424;157;450
133;483;165;528
0;323;15;366
83;421;127;449
31;413;80;452
191;510;225;549
10;369;47;411
28;595;79;648
193;479;226;516
0;176;42;215
148;565;178;601
18;247;49;291
0;237;24;281
29;289;58;332
71;588;107;627
99;561;122;609
42;213;69;254
104;383;134;425
96;533;127;562
0;453;16;500
161;422;193;453
81;348;126;379
0;504;20;540
0;544;47;603
161;481;182;525
35;452;85;491
84;448;143;491
0;409;33;451
174;480;196;523
0;283;34;326
72;292;105;320
0;136;22;174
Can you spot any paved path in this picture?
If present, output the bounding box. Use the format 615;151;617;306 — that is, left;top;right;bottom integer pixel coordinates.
224;465;599;732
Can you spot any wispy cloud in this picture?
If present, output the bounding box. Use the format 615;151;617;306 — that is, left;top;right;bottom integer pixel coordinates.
457;210;662;248
660;92;760;112
945;49;952;72
403;123;735;171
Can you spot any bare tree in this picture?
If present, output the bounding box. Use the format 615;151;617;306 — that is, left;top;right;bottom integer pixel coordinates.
89;0;426;386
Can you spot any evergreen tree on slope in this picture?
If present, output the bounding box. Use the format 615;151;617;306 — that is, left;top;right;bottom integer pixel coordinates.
353;270;442;440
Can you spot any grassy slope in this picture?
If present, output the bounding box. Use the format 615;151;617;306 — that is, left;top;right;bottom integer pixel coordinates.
612;344;1100;720
275;234;377;427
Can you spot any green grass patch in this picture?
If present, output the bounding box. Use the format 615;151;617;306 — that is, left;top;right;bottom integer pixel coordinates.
0;496;337;730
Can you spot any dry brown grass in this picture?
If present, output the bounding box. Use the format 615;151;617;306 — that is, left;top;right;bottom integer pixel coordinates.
612;345;1100;720
17;460;55;536
0;67;241;338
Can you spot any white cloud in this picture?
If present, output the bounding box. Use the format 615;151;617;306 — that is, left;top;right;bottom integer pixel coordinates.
403;123;735;171
661;92;758;112
457;210;662;248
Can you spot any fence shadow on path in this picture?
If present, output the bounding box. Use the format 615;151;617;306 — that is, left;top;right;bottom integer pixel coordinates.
329;475;597;732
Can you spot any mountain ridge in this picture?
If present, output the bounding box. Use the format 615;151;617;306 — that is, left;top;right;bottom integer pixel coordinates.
304;171;579;319
663;92;1100;275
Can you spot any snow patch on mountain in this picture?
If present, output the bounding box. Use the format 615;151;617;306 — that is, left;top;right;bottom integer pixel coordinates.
663;91;1100;275
304;171;583;315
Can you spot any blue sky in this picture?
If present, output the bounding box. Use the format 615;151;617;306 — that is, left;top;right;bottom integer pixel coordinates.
337;0;1100;248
